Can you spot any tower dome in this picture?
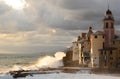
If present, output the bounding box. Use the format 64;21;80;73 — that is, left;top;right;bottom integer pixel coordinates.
87;27;93;35
104;9;114;20
106;9;112;15
87;27;93;40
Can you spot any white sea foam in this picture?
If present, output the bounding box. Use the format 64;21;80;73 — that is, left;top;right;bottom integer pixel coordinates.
9;52;66;71
27;51;66;70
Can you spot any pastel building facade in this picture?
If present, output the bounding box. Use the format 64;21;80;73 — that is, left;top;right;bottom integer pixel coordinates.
91;31;104;68
63;9;120;69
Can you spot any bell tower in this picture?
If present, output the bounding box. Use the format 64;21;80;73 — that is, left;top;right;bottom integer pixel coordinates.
103;9;115;47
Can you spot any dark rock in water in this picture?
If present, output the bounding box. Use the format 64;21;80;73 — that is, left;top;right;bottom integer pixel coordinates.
9;70;32;78
13;73;30;78
9;67;92;78
9;68;61;78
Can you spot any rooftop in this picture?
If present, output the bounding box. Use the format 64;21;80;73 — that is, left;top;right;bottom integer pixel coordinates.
93;31;104;35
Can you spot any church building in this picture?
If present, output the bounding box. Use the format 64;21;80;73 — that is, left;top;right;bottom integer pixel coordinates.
63;9;120;69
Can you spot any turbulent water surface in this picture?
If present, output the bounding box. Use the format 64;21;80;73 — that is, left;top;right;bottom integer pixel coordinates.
0;52;65;73
0;54;40;73
0;53;120;79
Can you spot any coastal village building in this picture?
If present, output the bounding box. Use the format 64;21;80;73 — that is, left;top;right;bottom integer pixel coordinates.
63;9;120;69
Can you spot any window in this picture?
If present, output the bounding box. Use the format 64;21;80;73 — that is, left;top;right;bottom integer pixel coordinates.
103;42;104;48
103;35;104;38
106;23;109;28
113;41;115;44
111;26;113;29
119;57;120;60
101;52;103;55
110;51;113;55
104;51;106;55
110;62;113;65
76;43;78;46
111;23;114;28
95;35;97;38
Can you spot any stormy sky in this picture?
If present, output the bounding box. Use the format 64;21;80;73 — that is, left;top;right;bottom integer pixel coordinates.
0;0;120;54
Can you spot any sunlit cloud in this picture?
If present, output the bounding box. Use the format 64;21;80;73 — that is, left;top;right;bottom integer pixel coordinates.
0;0;119;54
3;0;28;10
48;29;57;34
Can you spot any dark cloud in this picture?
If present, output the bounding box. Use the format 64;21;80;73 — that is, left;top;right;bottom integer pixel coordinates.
57;0;101;10
0;0;120;54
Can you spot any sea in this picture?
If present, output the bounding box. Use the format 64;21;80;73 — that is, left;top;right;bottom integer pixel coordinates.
0;53;120;79
0;53;44;73
0;52;65;74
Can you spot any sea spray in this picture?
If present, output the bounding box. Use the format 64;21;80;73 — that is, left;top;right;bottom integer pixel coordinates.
9;52;66;71
54;52;66;60
27;52;66;70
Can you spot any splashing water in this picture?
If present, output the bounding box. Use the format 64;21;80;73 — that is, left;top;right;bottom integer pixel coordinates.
9;52;66;71
54;52;66;60
27;52;66;70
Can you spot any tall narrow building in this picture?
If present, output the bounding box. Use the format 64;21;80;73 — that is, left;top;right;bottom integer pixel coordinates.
103;9;115;47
